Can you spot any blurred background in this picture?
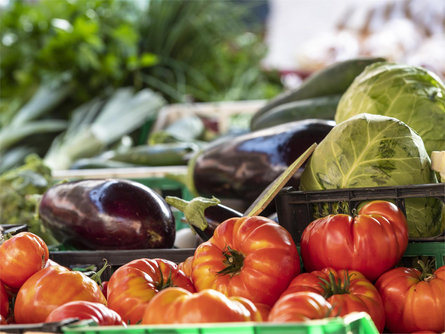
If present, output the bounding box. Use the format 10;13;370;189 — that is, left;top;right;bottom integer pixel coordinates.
0;0;444;172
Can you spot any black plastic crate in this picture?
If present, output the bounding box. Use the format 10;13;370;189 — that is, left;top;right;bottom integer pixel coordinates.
49;248;195;281
275;183;445;244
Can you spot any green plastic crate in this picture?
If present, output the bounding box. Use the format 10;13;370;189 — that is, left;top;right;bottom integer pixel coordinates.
401;241;445;268
62;312;379;334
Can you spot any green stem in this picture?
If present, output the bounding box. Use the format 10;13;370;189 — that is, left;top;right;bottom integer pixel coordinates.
165;195;220;231
217;246;245;276
319;270;351;299
417;259;435;281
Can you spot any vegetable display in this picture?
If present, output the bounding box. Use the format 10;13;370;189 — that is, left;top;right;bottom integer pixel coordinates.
191;215;300;307
375;264;445;333
39;179;176;250
300;200;408;281
335;62;445;156
141;288;262;324
300;113;443;238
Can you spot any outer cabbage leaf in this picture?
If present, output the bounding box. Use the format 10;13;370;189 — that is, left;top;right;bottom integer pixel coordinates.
335;62;445;156
300;113;443;238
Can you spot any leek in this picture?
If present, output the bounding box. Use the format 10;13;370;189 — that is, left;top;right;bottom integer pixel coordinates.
43;87;165;170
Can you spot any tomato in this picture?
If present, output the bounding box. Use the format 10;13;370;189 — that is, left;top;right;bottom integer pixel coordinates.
375;264;445;333
46;301;125;326
281;268;385;332
0;282;9;319
14;261;106;323
107;258;195;324
268;291;333;322
0;232;49;290
178;255;193;279
300;200;408;281
191;216;300;307
141;287;262;324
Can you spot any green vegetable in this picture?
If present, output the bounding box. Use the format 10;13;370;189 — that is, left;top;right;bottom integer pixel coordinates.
43;87;165;170
300;113;443;238
0;154;57;244
148;114;205;145
250;94;341;130
250;57;385;128
335;62;445;156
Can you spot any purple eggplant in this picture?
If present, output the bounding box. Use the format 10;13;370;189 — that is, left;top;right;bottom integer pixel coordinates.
39;179;175;250
166;196;242;241
191;119;335;210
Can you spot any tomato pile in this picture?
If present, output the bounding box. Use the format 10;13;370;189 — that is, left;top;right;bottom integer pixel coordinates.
0;200;444;333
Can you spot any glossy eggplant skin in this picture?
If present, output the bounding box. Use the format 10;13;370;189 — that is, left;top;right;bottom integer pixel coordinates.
192;119;335;207
39;179;175;250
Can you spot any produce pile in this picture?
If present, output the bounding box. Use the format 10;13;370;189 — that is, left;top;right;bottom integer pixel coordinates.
1;204;444;332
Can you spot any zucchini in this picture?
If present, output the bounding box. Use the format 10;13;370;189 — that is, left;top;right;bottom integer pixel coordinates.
250;57;385;128
108;142;200;166
251;95;341;131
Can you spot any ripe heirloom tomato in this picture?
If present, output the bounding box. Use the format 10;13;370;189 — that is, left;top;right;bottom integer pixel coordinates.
141;287;262;324
0;232;49;290
178;255;193;279
268;291;333;322
300;200;408;281
46;301;125;326
375;264;445;333
14;261;106;323
0;282;9;319
281;268;385;332
107;258;195;324
192;216;300;307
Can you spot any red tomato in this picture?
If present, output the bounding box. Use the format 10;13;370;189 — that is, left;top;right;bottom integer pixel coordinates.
375;264;445;333
192;216;300;307
0;282;9;319
107;258;195;324
281;268;385;332
141;287;262;324
268;291;333;322
300;200;408;281
0;232;49;290
14;261;106;323
46;301;125;326
0;314;7;325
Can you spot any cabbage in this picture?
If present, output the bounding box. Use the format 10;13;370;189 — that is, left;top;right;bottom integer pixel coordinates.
335;62;445;156
300;113;443;238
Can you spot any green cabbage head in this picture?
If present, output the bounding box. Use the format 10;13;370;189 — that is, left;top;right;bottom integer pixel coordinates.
300;113;443;238
335;62;445;156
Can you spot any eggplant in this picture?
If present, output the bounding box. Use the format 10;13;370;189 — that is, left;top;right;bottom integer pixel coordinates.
39;179;175;250
191;119;335;209
166;196;242;241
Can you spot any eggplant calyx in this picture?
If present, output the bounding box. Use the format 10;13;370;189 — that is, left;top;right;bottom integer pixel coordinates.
165;196;220;231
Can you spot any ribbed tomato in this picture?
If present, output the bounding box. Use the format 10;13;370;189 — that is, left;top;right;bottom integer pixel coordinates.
375;264;445;333
0;232;49;291
268;291;333;322
192;216;300;307
107;258;195;324
46;301;125;326
300;200;408;281
14;261;106;323
281;268;385;332
141;287;262;324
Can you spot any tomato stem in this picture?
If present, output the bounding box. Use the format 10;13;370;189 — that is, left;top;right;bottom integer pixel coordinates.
155;267;175;290
319;270;351;299
217;246;244;276
417;259;435;281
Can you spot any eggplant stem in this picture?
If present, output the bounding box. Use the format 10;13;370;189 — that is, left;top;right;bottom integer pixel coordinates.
165;195;220;231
